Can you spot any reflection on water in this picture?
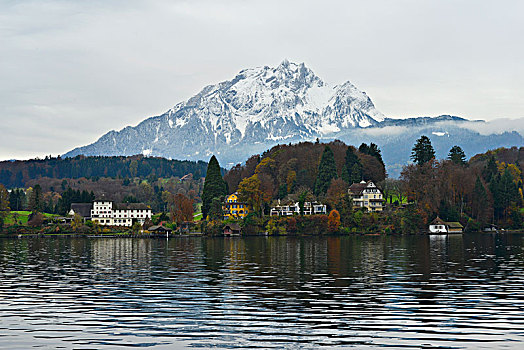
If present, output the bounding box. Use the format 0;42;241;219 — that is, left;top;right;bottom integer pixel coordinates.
0;234;523;349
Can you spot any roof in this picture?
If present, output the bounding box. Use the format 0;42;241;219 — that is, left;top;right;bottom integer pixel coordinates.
70;203;92;217
114;203;150;210
431;217;447;226
149;225;172;232
224;223;241;231
94;198;113;203
430;217;463;229
348;181;378;195
447;222;464;229
180;174;192;181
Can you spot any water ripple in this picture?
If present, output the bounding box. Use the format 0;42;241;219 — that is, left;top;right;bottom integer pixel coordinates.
0;234;523;349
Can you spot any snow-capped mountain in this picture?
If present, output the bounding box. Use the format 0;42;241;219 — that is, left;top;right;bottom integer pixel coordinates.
64;60;384;163
64;60;523;175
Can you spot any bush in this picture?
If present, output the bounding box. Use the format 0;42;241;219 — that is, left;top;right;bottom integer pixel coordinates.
77;225;92;234
466;218;481;232
27;212;44;227
266;219;286;235
203;220;223;236
286;217;298;234
295;215;328;235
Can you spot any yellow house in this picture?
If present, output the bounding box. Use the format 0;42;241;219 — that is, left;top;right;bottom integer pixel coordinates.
223;193;250;220
348;180;384;212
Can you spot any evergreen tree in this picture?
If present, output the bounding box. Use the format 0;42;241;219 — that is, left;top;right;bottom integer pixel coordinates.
202;156;227;219
448;145;466;165
208;197;224;221
342;146;362;183
277;184;287;199
314;146;338;196
28;184;43;213
472;176;488;221
298;190;309;215
8;189;26;211
438;200;460;222
490;169;519;221
510;208;523;229
359;143;385;166
411;135;435;165
8;190;16;211
358;143;369;154
499;168;520;218
483;155;498;182
350;163;363;184
490;173;503;220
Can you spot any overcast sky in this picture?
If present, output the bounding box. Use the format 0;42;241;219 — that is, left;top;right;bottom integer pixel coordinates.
1;0;523;160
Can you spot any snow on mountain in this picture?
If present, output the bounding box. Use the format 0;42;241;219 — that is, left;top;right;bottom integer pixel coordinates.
64;60;384;164
63;60;523;175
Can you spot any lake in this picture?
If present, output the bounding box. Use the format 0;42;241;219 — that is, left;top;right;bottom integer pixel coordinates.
0;234;523;349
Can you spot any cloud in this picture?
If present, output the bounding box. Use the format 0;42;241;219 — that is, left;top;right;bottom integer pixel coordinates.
458;118;524;136
359;125;410;137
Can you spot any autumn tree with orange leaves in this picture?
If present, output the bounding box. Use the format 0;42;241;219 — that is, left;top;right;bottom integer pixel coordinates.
327;209;341;233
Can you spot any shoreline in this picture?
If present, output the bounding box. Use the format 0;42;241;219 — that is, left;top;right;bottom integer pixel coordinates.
2;230;524;239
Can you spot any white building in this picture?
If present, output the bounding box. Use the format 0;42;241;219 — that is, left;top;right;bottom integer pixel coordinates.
429;217;464;234
270;200;327;216
429;217;448;233
348;180;384;212
90;200;152;227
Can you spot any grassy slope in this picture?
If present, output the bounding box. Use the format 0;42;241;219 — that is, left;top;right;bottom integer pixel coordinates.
5;211;59;225
193;203;203;221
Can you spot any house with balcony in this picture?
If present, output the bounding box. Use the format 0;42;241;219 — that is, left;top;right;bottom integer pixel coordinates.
348;180;384;212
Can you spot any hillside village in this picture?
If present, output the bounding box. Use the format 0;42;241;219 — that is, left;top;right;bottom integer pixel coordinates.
1;138;523;236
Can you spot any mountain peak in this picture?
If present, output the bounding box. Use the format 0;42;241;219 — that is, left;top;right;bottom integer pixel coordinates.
278;58;291;68
65;61;385;162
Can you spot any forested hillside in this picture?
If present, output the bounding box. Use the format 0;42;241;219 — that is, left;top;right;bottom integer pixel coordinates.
400;145;524;230
225;140;386;200
0;155;209;188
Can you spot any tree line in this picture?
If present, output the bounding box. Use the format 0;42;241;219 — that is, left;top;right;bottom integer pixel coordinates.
0;155;211;188
401;136;523;229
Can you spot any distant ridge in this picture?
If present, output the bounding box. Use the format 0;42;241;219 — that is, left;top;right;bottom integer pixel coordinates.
0;155;211;188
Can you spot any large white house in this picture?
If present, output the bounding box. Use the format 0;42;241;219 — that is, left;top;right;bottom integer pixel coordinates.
270;200;327;216
348;180;384;212
90;200;152;227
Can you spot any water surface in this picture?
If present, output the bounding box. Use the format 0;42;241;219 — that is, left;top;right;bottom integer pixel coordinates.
1;234;523;349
